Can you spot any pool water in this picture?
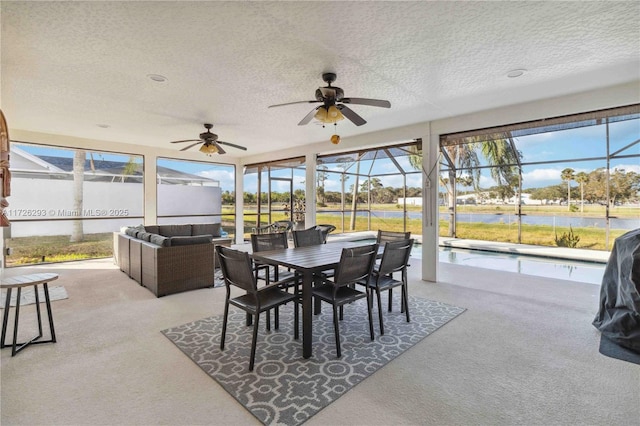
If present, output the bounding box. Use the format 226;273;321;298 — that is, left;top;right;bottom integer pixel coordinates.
353;238;605;285
436;247;604;285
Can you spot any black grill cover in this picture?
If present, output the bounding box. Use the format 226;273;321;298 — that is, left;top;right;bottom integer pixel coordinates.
593;228;640;352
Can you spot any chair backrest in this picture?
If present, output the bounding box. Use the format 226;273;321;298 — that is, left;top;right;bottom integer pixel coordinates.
293;228;324;247
334;243;379;287
314;224;336;243
378;239;414;276
216;246;257;294
251;232;288;252
376;230;411;244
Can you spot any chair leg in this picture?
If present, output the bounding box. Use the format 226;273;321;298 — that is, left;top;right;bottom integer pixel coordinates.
388;288;393;312
375;287;385;335
366;291;375;341
249;313;260;371
339;305;344;321
402;284;410;323
274;306;280;330
293;298;299;340
332;304;341;358
220;300;230;351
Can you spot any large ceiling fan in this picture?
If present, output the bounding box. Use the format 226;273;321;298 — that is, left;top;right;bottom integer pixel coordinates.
268;73;391;126
170;123;247;155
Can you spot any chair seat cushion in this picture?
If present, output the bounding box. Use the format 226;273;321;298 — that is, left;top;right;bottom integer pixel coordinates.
367;274;403;291
230;288;296;313
312;283;366;305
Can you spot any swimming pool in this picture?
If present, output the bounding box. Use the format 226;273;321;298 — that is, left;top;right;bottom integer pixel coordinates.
352;238;605;285
437;246;604;285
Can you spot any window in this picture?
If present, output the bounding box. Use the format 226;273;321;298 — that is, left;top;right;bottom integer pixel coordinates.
439;104;640;250
156;158;235;240
5;143;143;265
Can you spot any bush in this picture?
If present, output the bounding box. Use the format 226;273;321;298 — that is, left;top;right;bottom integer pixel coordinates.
569;204;579;212
555;226;580;248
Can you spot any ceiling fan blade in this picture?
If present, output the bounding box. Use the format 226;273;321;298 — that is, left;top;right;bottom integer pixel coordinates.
341;98;391;108
338;105;367;126
213;142;226;155
179;142;201;151
217;141;247;151
171;139;200;143
268;100;321;108
298;106;320;125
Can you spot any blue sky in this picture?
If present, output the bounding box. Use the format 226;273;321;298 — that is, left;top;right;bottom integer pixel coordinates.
14;116;639;193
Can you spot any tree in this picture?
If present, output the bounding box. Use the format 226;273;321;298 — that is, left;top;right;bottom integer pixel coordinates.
575;172;588;212
411;135;520;237
70;149;86;242
316;165;328;205
560;168;575;211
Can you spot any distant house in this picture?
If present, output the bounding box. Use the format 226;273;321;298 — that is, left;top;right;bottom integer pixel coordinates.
10;147;219;186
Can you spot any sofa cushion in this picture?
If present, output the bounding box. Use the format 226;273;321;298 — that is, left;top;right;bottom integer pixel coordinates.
158;224;192;237
170;234;213;246
137;232;153;242
149;234;171;247
191;223;222;238
125;227;137;237
144;225;160;234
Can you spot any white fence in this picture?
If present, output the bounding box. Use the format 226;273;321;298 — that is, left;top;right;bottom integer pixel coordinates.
6;178;221;237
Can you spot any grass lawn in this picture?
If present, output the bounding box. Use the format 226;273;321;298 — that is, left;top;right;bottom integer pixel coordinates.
7;203;633;266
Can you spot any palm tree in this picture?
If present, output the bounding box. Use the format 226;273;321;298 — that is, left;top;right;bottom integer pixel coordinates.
70;149;86;242
410;136;519;237
575;172;588;213
561;168;575;211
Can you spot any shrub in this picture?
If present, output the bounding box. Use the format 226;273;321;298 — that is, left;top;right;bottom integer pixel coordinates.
555;226;580;248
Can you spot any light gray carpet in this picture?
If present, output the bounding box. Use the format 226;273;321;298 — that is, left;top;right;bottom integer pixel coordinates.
162;295;465;426
0;286;68;307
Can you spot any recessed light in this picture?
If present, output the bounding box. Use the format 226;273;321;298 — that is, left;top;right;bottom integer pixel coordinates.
96;124;110;128
147;74;167;82
507;69;526;78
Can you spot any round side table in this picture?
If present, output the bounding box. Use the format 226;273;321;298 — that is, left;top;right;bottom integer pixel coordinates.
1;273;59;356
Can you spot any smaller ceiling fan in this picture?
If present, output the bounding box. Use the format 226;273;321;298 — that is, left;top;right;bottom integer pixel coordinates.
170;123;247;155
268;72;391;126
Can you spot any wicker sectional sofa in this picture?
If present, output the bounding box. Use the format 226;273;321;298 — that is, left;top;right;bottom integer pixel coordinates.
114;223;232;297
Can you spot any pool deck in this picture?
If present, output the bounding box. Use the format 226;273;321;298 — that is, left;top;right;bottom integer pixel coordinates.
327;231;610;264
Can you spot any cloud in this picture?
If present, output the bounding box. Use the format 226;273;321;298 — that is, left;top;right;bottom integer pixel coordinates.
198;169;235;191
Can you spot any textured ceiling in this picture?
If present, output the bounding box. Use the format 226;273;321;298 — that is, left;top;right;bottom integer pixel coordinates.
2;1;639;157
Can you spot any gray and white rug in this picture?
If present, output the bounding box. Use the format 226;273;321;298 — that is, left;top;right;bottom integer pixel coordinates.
162;295;465;425
0;286;68;307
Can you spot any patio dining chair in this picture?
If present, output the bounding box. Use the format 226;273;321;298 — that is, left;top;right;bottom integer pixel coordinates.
292;228;324;247
216;246;298;371
376;229;411;244
311;243;378;358
251;232;299;329
361;239;413;335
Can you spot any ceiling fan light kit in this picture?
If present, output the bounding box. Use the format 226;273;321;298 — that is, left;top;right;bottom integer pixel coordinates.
314;105;344;124
199;142;219;155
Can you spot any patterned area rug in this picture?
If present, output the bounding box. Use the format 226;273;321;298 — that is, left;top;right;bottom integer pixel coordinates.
162;295;465;425
0;286;68;307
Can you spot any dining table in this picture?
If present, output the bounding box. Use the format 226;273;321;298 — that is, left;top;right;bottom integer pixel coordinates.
251;240;381;359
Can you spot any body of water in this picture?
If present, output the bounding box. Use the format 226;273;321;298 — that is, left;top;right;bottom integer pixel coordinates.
320;210;639;230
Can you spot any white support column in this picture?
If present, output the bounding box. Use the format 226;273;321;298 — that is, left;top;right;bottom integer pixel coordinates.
422;123;439;282
235;163;244;244
305;153;316;227
144;156;157;225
